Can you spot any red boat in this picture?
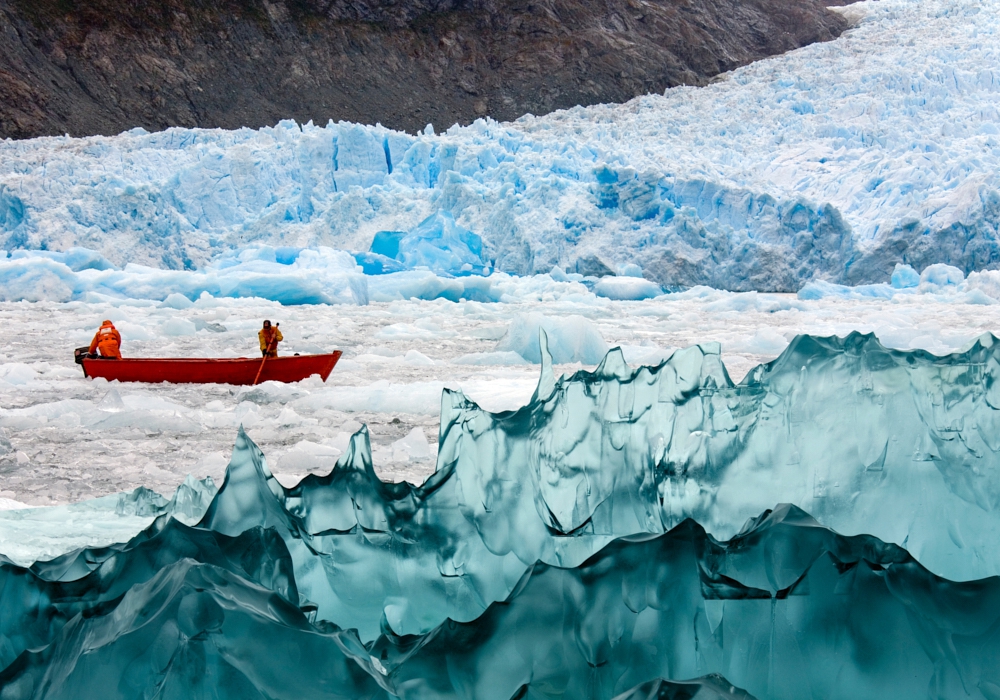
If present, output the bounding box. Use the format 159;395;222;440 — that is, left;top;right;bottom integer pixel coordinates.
74;348;342;385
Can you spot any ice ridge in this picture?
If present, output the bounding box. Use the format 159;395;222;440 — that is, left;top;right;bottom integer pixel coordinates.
1;0;999;292
163;330;1000;648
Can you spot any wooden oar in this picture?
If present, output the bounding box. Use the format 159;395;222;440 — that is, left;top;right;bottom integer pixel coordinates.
253;324;278;385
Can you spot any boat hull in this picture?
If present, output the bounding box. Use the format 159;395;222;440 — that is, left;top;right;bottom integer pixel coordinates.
80;351;342;385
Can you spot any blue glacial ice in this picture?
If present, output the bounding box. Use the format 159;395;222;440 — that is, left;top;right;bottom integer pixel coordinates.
799;262;1000;304
1;0;999;295
1;243;641;305
365;210;491;277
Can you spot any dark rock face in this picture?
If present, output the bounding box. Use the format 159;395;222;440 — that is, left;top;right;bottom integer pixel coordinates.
0;0;847;139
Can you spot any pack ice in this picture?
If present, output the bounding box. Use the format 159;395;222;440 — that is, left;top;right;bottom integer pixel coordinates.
2;0;999;298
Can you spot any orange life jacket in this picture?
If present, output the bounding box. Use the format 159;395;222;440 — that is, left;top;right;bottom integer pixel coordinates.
90;322;122;359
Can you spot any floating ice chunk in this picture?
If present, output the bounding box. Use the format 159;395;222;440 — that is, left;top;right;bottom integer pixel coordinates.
967;269;1000;300
293;380;445;415
0;258;75;302
158;293;194;310
161;317;197;336
963;288;997;305
352;251;407;275
919;263;965;292
592;276;662;300
452;351;531;366
799;261;996;303
275;406;301;426
727;328;790;356
0;363;40;386
276;440;343;474
369;231;406;259
97;388;126;412
390;428;432;462
403;349;436;366
366;270;502;303
617;263;644;278
376;322;454;342
90;409;201;433
891;263;920;289
496;313;608;364
548;266;570;282
8;247;115;272
797;280;855;300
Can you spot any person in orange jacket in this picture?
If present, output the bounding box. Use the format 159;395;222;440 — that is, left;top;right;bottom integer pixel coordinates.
258;320;282;358
89;320;122;359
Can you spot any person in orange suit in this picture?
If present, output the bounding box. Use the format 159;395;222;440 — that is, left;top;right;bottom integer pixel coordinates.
258;320;282;358
89;320;122;359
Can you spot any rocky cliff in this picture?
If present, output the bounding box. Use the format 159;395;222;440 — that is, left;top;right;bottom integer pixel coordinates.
0;0;848;139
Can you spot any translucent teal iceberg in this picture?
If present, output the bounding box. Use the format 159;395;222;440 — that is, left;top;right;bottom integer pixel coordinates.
200;331;1000;643
5;331;1000;698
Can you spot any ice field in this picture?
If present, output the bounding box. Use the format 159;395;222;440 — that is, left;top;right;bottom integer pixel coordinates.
3;291;1000;564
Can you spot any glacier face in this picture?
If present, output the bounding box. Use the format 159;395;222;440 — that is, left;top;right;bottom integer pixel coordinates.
1;0;999;293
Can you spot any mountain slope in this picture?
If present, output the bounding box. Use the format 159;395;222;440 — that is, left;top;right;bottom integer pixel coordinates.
0;0;847;139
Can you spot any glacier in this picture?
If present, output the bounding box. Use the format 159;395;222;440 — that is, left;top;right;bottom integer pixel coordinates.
1;0;999;296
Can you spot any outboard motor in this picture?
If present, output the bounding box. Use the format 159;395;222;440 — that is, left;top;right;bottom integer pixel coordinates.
74;346;92;377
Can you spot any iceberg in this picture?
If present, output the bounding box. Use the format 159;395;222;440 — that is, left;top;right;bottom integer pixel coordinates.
6;332;1000;696
494;312;609;364
56;330;993;648
593;275;664;301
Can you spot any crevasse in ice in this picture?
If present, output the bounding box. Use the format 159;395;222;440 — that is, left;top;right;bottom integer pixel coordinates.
5;334;1000;697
